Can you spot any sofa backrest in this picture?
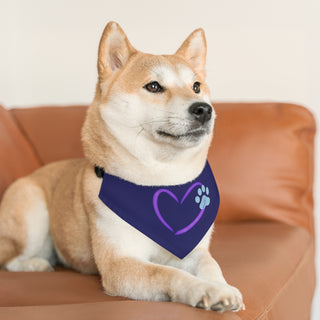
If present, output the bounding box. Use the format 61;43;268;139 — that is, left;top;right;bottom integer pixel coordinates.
0;103;315;234
11;106;87;164
208;103;315;235
0;105;41;199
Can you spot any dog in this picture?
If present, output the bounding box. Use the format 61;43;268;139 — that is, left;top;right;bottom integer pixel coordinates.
0;21;244;312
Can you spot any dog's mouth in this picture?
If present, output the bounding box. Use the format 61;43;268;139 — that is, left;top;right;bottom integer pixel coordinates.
156;128;207;140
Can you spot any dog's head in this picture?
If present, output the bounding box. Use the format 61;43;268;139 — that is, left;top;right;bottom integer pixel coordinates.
83;22;215;170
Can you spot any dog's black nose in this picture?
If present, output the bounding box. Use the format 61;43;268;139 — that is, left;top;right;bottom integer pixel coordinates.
188;102;212;124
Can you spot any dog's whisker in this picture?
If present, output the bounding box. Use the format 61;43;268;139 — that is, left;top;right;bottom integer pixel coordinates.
128;117;191;129
126;120;169;129
167;116;189;122
133;126;145;151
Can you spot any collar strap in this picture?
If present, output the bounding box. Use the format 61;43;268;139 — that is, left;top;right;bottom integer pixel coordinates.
94;165;105;178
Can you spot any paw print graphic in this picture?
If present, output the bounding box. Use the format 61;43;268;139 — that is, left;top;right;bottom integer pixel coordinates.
195;185;210;210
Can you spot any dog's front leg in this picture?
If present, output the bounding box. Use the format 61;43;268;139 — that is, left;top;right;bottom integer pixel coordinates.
184;247;227;283
95;248;244;311
91;231;243;311
169;247;245;311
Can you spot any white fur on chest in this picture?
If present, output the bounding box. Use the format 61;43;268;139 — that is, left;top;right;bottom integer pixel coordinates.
94;199;213;265
95;200;166;261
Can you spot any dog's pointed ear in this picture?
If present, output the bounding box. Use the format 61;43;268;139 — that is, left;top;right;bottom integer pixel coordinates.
97;21;136;80
175;28;207;78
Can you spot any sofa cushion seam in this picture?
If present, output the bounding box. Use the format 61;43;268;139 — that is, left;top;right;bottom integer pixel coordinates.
255;236;314;319
10;110;44;166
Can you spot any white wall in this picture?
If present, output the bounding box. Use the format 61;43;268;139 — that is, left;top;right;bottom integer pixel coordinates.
0;0;319;318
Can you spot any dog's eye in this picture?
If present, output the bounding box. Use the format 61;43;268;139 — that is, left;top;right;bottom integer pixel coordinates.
193;82;201;94
144;81;164;93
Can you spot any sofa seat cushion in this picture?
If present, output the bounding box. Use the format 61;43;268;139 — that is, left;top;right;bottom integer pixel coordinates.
0;222;314;320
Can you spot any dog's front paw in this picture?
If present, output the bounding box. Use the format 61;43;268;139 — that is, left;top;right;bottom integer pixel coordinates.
185;281;245;312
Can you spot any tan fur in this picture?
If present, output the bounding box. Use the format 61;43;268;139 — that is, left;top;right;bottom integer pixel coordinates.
0;177;36;265
0;21;244;311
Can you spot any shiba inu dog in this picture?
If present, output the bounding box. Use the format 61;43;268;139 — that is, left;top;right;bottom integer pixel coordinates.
0;22;244;312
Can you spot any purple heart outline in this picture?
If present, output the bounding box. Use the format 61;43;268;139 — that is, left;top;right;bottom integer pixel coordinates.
153;182;206;235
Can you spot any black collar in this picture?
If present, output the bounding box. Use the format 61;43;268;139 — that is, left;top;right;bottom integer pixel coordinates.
94;165;105;178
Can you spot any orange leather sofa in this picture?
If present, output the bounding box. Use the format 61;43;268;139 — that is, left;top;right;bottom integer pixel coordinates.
0;102;316;320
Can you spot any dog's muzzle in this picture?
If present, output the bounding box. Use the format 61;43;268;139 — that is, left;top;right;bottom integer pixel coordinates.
188;102;212;124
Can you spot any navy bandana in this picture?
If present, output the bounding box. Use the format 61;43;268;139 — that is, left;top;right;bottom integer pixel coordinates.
98;161;219;259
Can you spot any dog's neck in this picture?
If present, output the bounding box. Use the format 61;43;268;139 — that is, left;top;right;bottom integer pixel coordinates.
104;141;209;186
82;103;211;186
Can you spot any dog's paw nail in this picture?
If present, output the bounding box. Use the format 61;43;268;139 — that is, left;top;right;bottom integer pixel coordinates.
202;295;210;309
196;295;210;309
196;295;209;309
221;298;230;306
